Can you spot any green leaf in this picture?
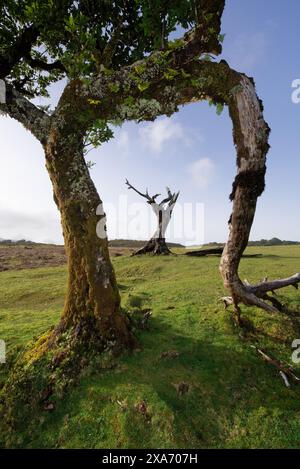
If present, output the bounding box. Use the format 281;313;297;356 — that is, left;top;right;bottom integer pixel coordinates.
216;103;224;116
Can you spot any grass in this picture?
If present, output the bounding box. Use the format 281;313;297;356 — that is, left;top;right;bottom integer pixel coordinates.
1;245;300;448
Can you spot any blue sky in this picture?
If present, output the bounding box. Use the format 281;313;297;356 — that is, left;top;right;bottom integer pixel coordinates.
0;0;299;245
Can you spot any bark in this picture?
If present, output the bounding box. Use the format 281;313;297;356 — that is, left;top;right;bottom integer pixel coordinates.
44;126;134;350
0;82;50;142
219;74;300;316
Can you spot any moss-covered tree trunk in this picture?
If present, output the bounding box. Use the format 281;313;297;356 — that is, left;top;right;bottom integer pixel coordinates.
44;127;134;349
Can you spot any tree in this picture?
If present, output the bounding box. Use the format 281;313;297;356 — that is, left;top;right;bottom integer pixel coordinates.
1;0;299;425
125;180;179;255
0;1;226;356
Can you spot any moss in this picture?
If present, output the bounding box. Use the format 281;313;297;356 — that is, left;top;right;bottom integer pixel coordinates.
229;167;267;202
23;329;53;366
0;318;126;448
117;98;162;121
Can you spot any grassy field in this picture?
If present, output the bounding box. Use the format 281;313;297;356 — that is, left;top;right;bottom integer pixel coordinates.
1;245;300;448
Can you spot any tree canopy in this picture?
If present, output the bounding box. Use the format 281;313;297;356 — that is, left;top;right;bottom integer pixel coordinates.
0;1;226;151
0;0;224;96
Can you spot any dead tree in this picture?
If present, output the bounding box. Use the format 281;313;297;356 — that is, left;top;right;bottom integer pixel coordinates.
126;179;179;255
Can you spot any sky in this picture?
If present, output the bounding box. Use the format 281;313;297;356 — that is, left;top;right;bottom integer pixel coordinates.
0;0;300;245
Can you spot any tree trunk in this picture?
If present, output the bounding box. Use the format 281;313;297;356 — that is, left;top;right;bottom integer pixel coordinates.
133;204;174;255
133;237;172;256
44;127;134;350
219;74;300;317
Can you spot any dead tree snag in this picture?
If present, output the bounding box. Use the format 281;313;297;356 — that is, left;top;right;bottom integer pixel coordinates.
126;180;179;255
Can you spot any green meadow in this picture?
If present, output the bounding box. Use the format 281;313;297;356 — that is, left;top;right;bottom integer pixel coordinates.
1;245;300;448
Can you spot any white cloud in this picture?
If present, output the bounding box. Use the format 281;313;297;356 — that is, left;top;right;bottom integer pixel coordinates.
139;117;184;153
187;158;215;189
0;206;62;244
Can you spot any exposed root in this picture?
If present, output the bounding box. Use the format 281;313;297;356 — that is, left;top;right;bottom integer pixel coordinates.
221;273;300;316
250;273;300;296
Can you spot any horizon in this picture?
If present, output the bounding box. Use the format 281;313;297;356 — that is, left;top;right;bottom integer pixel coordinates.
1;236;300;248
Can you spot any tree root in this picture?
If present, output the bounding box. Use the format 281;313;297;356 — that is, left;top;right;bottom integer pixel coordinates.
221;273;300;316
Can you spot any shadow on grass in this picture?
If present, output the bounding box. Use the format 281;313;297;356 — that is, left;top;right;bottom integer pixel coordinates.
12;313;300;449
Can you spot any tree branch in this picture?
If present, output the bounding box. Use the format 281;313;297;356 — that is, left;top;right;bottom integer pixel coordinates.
160;188;180;207
0;25;39;79
0;82;50;143
126;179;160;204
24;55;66;73
72;1;225;113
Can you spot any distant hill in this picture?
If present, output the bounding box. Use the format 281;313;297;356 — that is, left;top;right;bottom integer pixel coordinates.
248;238;300;246
205;238;300;247
0;238;184;248
0;239;39;246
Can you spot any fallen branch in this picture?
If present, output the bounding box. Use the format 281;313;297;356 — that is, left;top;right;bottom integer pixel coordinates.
185;247;223;257
185;248;262;258
251;345;300;385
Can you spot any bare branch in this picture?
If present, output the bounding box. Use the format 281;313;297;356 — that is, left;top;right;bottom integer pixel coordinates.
126;179;160;204
159;188;180;207
251;346;300;384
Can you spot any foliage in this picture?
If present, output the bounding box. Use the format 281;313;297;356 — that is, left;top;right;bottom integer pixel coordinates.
0;1;226;156
0;0;199;95
83;119;114;154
